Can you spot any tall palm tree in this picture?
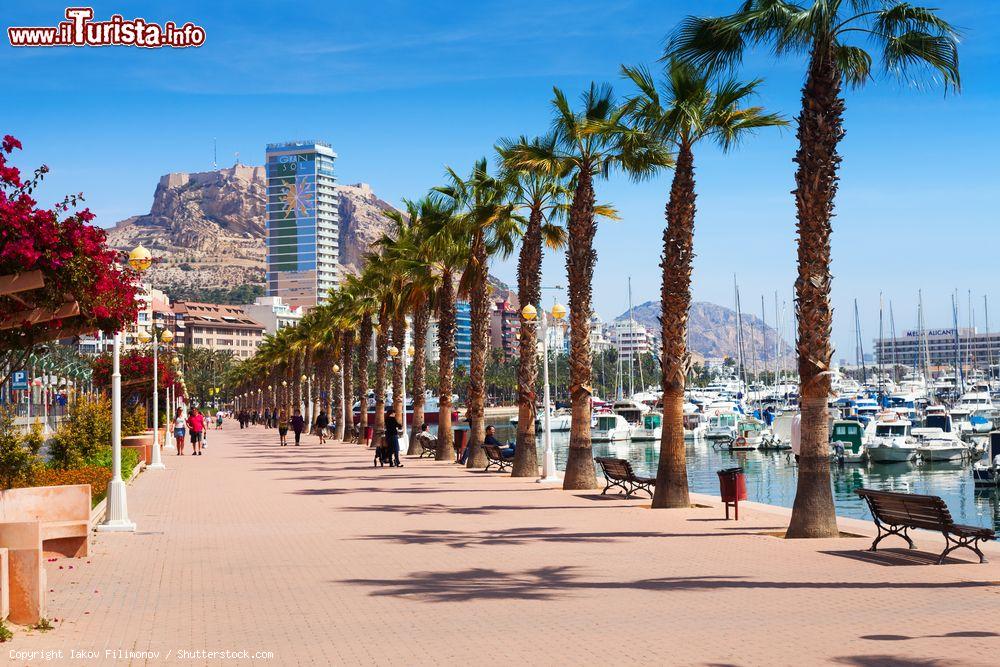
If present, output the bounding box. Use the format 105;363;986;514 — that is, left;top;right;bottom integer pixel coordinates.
669;0;959;536
503;83;672;489
498;136;571;477
437;159;519;469
382;197;443;451
622;60;786;508
423;197;467;461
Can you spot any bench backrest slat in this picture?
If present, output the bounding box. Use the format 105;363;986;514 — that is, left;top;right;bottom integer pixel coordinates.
595;457;632;482
0;485;91;523
856;488;954;529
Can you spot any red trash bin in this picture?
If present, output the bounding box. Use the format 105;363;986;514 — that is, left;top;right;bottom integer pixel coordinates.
453;428;468;453
717;467;747;520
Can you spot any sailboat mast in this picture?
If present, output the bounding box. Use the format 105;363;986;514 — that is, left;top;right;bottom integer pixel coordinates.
878;293;884;402
854;298;867;386
627;277;634;397
889;300;898;382
985;295;994;379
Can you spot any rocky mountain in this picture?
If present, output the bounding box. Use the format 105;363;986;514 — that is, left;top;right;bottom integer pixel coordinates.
104;166;400;297
615;300;792;363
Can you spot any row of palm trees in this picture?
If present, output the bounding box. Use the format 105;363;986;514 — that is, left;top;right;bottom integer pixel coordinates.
231;1;959;538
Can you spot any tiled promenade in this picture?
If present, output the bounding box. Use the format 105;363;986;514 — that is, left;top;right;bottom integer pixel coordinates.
8;423;1000;666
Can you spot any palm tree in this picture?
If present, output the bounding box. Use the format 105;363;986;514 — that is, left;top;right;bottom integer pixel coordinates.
381;197;443;451
622;60;786;508
423;197;467;461
669;0;959;536
503;83;672;489
498;136;571;477
436;160;519;469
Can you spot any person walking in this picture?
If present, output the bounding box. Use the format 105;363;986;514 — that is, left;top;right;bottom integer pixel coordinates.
315;410;329;444
263;408;271;429
384;407;403;468
291;408;305;446
277;409;289;446
172;407;187;455
187;407;206;456
215;410;224;430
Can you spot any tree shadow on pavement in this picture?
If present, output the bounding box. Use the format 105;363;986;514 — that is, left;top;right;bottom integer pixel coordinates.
820;549;981;566
830;655;965;666
338;503;618;516
339;566;996;603
355;526;817;548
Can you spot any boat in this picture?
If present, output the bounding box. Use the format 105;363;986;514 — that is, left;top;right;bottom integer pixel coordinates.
865;412;920;463
704;404;740;440
727;416;767;450
591;412;632;441
612;399;648;438
682;410;704;439
632;412;662;441
830;419;866;464
917;437;968;462
972;432;1000;487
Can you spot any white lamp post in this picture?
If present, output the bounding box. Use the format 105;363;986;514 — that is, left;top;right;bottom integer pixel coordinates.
161;332;176;453
97;331;136;532
388;342;410;449
523;302;566;483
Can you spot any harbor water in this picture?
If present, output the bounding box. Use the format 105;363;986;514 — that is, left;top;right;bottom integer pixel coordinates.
481;419;1000;533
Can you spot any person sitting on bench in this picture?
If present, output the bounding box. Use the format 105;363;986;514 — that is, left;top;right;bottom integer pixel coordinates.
486;425;515;458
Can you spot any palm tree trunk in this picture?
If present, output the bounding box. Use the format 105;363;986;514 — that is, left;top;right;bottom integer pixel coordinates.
652;141;695;509
358;314;372;445
391;312;405;420
786;39;843;539
407;302;429;454
374;314;389;447
465;234;490;469
563;167;598;490
436;270;457;460
512;207;543;477
341;336;354;442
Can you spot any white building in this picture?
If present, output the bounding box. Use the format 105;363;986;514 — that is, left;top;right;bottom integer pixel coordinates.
243;296;304;337
589;315;612;354
609;319;653;363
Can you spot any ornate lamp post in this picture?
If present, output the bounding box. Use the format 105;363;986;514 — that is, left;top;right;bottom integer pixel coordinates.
521;302;566;483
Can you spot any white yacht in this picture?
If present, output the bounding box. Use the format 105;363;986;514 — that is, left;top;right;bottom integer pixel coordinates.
632;412;662;441
612;399;648;437
865;412;920;463
917;437;968;462
704;409;740;441
591;412;632;442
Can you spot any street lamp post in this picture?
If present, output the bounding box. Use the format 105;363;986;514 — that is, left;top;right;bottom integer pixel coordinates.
388;342;411;449
522;302;566;483
97;331;136;532
161;331;176;453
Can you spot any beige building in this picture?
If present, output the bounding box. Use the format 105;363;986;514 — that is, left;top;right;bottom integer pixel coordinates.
171;302;265;359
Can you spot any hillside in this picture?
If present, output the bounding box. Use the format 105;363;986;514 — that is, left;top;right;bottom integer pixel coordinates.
615;300;792;363
104;166;400;298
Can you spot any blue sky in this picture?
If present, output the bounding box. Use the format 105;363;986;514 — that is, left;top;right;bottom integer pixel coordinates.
3;0;998;360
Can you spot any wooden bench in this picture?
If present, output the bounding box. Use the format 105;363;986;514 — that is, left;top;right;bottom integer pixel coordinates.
856;488;996;564
595;457;656;499
1;484;91;559
415;433;438;458
482;444;514;472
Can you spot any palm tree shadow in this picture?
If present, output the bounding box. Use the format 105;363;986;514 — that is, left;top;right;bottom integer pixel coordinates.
354;526;770;548
830;656;964;666
339;567;995;603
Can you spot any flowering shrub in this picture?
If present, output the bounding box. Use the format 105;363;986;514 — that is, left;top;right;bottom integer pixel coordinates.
121;403;147;437
48;396;113;469
29;466;112;502
0;408;44;489
0;134;139;353
92;350;179;402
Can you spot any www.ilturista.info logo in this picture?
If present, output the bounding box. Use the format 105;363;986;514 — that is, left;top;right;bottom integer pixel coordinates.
7;7;205;48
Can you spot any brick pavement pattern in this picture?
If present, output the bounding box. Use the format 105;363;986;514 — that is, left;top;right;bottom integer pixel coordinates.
7;422;1000;666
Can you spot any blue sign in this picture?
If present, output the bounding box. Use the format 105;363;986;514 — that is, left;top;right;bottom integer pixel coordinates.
11;371;28;390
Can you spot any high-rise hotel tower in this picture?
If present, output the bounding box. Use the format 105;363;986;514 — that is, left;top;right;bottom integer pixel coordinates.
265;140;340;310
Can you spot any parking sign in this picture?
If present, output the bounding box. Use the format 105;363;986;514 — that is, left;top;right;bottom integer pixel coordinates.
11;370;28;390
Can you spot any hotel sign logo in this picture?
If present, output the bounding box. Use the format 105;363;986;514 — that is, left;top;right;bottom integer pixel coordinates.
904;328;957;338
